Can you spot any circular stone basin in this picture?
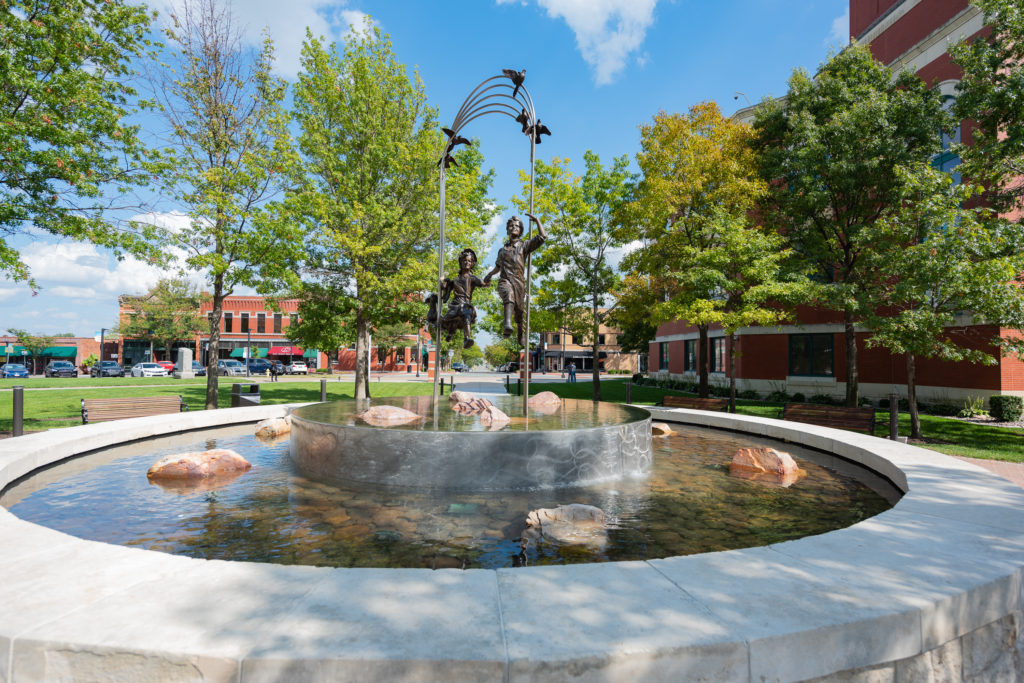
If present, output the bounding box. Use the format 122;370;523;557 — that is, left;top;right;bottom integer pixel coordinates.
289;396;653;490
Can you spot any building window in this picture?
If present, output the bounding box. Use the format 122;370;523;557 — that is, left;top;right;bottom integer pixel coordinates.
598;333;606;345
240;313;249;333
257;313;266;334
552;333;560;345
273;313;282;334
789;333;834;377
658;341;669;371
223;313;232;333
710;337;726;373
684;339;696;372
933;95;962;185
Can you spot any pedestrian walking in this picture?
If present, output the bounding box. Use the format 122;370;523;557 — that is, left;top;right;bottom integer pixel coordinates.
269;361;279;382
568;361;576;383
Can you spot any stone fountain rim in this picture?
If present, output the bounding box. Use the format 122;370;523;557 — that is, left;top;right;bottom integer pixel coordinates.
1;402;1022;682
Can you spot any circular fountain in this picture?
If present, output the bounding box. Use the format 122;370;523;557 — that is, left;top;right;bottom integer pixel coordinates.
289;394;652;489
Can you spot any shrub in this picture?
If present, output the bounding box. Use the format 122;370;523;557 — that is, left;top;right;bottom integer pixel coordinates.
957;396;988;418
990;395;1023;422
921;401;959;417
858;397;874;408
791;392;806;403
632;373;644;385
808;393;835;405
738;389;760;400
315;368;331;374
879;397;910;411
765;390;790;403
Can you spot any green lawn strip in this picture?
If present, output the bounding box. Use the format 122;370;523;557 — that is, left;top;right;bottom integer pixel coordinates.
0;382;433;433
527;379;1024;463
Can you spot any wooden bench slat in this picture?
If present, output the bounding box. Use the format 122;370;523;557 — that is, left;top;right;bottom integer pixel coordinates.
82;395;187;424
661;395;729;411
781;403;877;435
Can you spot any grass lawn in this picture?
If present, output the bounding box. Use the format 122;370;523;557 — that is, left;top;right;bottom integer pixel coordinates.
525;379;1024;463
0;381;433;434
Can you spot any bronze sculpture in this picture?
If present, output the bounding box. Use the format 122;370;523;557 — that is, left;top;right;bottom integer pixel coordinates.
427;247;488;348
484;213;546;346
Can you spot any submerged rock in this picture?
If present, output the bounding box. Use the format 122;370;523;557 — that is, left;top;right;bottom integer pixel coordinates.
356;405;421;426
523;503;607;548
729;447;806;488
147;449;251;480
255;416;291;438
652;423;676;436
451;396;495;414
478;404;510;429
528;391;562;409
448;390;476;404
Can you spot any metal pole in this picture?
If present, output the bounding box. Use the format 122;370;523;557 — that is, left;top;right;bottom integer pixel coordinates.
416;330;421;378
626;381;632;404
246;330;251;377
12;385;23;437
320;379;327;402
434;165;445;407
889;392;899;441
523;128;536;413
98;328;106;377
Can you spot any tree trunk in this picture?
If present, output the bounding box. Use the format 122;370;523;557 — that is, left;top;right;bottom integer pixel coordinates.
843;310;858;408
698;324;709;398
728;332;736;413
592;298;601;401
205;282;223;410
354;313;369;401
906;353;922;439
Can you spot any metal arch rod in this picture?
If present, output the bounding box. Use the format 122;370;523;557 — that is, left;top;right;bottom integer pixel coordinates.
435;106;522;160
452;88;532;132
456;109;521;133
451;76;510;128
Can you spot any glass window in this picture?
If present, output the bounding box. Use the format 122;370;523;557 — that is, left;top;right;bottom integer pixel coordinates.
223;313;232;333
240;313;249;333
257;313;266;334
273;313;282;334
789;333;834;376
710;337;726;373
598;334;606;345
933;96;962;185
553;334;560;345
659;342;669;371
684;339;696;372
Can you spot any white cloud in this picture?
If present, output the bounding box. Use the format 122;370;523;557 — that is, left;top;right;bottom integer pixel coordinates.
534;0;658;85
147;0;375;79
483;210;504;244
826;7;850;46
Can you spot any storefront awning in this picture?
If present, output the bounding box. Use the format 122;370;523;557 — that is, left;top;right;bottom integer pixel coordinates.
269;346;302;356
41;346;77;358
302;349;318;359
229;348;268;358
2;345;28;356
543;350;607;359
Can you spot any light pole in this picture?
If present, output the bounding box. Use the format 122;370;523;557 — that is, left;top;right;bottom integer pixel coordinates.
246;329;251;378
436;69;543;413
97;328;109;377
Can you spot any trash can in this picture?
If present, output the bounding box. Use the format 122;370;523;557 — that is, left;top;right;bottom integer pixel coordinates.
231;383;261;407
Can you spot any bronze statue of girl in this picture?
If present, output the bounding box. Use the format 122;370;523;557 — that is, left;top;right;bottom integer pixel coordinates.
483;213;546;346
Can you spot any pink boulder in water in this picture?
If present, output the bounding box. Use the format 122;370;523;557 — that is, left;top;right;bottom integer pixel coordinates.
147;449;251;480
448;390;476;404
255;416;291;438
528;391;562;408
356;405;422;426
729;447;806;487
523;503;607;547
451;397;495;415
478;404;510;429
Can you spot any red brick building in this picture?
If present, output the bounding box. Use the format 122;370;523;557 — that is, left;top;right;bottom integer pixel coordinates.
649;0;1023;403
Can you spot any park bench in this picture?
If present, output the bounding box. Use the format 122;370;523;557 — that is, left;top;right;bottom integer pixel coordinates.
780;403;878;435
661;395;729;411
81;395;188;424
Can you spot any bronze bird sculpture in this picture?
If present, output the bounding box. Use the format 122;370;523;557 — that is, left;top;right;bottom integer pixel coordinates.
502;68;526;98
436;153;458;170
527;120;551;144
515;108;530;134
441;128;472;148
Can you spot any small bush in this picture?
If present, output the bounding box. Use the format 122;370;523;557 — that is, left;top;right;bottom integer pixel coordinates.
631;373;644;384
957;396;988;418
808;393;835;405
990;395;1023;422
921;401;959;417
878;397;910;411
765;390;790;403
709;384;730;397
858;397;874;408
738;389;760;400
791;392;806;403
315;368;331;374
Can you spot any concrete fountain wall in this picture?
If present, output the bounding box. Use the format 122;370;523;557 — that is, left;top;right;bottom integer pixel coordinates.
1;403;1023;682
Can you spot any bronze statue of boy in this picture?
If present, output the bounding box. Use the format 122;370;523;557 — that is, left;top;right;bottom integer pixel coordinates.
427;247;488;349
484;213;546;346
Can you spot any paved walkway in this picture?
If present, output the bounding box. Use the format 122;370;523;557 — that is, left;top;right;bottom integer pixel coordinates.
956;456;1024;490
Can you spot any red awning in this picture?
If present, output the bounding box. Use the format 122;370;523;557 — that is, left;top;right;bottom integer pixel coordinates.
268;346;303;355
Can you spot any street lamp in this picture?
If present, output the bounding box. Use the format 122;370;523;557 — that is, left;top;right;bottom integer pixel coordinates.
97;328;109;378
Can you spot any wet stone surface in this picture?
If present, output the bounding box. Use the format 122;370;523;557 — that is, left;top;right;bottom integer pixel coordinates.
2;423;893;569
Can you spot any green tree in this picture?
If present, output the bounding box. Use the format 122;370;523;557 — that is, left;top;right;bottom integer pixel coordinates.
6;328;72;374
608;272;662;357
754;43;948;406
514;152;631;399
0;0;163;288
625;101;765;397
289;22;493;400
483;340;518;369
117;278;206;362
148;0;300;409
861;164;1024;438
951;0;1024;218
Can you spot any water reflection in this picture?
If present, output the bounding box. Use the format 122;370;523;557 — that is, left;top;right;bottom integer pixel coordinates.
3;423;895;569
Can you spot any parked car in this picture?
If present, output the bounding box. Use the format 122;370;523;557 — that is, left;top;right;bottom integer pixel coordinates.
155;360;175;373
44;360;78;378
217;359;246;377
130;362;168;378
90;360;124;377
171;360;207;376
284;360;308;375
451;362;467;372
1;363;29;379
246;358;271;375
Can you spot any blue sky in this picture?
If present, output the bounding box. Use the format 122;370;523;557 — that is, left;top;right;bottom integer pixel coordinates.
2;0;850;337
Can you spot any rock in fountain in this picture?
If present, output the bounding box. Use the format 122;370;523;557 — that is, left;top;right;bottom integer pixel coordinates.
527;391;561;409
523;503;607;548
729;447;806;487
356;405;422;426
147;448;251;479
255;416;291;438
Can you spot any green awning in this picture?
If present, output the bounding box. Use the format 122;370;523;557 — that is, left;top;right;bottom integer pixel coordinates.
229;348;267;358
2;345;28;357
41;346;77;358
303;349;318;358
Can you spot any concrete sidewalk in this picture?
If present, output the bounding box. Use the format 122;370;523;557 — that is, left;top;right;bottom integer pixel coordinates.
956;456;1024;489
